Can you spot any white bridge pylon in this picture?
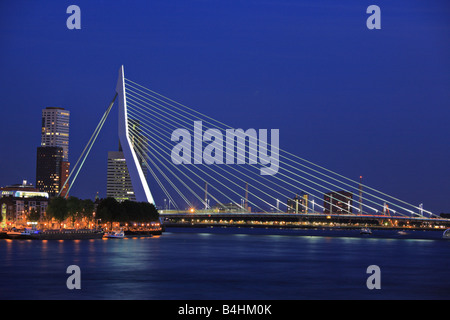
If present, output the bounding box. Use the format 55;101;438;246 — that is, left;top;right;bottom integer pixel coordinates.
117;65;155;204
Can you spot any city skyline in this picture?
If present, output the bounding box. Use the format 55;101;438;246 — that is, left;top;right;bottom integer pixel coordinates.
0;1;449;214
0;1;449;302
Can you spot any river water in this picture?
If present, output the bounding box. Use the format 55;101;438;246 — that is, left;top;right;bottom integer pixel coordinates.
0;227;449;300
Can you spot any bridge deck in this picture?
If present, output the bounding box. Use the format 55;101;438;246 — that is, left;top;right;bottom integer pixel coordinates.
160;211;450;229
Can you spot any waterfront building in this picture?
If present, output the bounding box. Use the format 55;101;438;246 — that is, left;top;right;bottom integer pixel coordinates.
107;150;136;202
324;191;353;214
37;107;70;197
36;146;64;197
0;180;49;227
41;107;70;160
287;193;309;213
1;180;49;198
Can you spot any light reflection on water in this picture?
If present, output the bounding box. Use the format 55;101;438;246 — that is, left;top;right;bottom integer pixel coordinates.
0;228;449;300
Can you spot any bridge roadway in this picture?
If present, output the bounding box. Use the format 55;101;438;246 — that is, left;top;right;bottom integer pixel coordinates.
160;211;450;229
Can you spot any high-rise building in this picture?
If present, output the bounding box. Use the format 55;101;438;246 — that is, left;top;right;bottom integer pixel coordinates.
106;119;149;203
36;107;70;197
324;191;353;214
36;146;64;197
106;151;136;202
41;107;70;160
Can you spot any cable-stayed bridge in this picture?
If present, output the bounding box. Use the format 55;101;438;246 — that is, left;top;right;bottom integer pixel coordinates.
61;66;449;229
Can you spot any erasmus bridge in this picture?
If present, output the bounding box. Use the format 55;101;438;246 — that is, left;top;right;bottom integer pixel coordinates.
60;66;449;229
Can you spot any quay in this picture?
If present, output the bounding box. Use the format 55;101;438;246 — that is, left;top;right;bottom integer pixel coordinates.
1;225;163;240
1;229;104;240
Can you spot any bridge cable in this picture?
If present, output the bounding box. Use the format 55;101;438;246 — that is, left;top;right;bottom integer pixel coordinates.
124;83;398;214
125;91;408;216
127;103;328;214
129;127;195;209
124;78;434;217
128;123;249;211
58;93;117;198
127;103;322;214
126;93;380;215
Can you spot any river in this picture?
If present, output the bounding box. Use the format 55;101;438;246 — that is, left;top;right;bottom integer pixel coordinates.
0;227;449;300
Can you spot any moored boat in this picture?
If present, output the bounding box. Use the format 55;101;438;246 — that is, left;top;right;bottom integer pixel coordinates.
104;229;125;239
5;228;104;240
6;228;39;239
360;227;372;235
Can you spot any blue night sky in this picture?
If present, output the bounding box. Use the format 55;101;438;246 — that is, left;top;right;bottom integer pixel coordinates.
0;0;449;214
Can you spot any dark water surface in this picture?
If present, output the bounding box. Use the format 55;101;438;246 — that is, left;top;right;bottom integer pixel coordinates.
1;228;449;300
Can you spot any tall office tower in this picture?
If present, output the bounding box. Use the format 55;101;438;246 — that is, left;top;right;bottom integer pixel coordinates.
106;119;149;203
37;107;70;197
106;151;136;202
41;107;70;160
36;146;64;197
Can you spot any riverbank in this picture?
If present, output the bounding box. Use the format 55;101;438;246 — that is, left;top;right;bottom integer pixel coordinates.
1;224;447;241
1;229;104;240
1;227;163;240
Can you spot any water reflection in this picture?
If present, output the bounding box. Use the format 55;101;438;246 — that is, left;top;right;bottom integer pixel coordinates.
0;230;449;300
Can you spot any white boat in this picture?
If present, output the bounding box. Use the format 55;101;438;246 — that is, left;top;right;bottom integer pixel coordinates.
7;228;37;239
360;228;372;235
104;229;125;239
443;229;450;239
